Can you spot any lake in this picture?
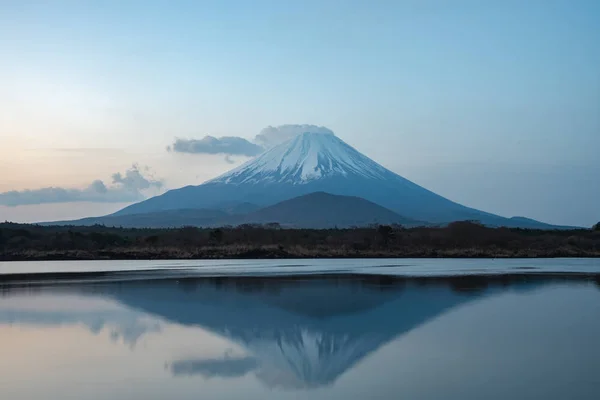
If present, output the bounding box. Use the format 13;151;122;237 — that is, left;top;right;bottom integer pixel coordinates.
0;260;599;399
1;257;600;277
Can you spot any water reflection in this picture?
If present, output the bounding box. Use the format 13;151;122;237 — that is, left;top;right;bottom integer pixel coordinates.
171;354;259;378
145;279;482;389
0;275;599;398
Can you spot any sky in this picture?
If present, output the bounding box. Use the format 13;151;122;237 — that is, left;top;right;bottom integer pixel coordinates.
0;0;599;227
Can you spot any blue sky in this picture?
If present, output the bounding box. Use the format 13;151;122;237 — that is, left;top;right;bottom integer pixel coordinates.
0;0;599;226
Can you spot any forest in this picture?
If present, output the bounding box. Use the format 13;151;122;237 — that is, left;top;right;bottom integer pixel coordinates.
1;221;599;261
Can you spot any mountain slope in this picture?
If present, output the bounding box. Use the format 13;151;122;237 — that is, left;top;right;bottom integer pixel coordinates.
43;208;229;228
105;131;560;228
238;192;423;228
507;216;578;230
46;192;422;228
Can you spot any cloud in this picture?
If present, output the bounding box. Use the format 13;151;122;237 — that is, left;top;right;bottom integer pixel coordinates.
167;124;335;158
111;164;163;191
170;356;259;379
255;124;334;149
0;164;163;207
168;136;263;157
51;148;127;155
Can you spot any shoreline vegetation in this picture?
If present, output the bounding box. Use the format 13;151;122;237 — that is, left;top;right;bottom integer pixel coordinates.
1;221;599;261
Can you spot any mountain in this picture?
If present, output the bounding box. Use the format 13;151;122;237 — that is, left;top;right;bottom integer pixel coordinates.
236;192;423;228
90;130;562;228
45;192;422;228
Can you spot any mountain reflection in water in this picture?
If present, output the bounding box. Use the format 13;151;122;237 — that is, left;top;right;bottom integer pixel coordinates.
0;275;599;399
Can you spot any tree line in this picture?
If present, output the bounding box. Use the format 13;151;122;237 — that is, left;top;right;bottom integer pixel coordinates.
0;221;599;260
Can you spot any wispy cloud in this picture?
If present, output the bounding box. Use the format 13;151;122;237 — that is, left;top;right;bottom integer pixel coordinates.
170;356;258;378
255;124;334;149
167;136;263;156
50;148;126;154
0;164;163;206
167;124;335;158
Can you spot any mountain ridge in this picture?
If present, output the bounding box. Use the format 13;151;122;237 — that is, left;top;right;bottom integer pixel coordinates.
42;192;425;228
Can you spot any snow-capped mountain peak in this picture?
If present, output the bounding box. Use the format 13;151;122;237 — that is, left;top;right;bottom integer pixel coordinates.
109;127;559;228
209;132;390;185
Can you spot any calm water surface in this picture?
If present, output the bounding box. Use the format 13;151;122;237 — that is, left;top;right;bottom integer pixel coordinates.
1;258;600;277
0;271;599;400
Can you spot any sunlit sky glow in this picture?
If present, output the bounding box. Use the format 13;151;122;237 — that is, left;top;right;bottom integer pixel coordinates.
0;0;598;226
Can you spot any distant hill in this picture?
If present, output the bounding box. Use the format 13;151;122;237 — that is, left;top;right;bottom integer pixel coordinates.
221;202;261;215
44;192;424;229
505;216;579;230
44;208;229;229
236;192;423;228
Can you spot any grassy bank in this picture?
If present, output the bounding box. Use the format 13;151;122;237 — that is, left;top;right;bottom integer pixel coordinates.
1;221;599;261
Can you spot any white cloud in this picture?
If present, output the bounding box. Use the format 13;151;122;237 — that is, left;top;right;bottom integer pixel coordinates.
0;164;163;206
255;124;334;149
167;124;335;158
168;136;263;156
171;356;258;378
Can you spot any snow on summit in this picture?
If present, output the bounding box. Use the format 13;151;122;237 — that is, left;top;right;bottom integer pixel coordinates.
210;131;390;185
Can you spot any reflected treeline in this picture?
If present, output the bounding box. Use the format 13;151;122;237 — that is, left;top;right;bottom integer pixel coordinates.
2;270;598;295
